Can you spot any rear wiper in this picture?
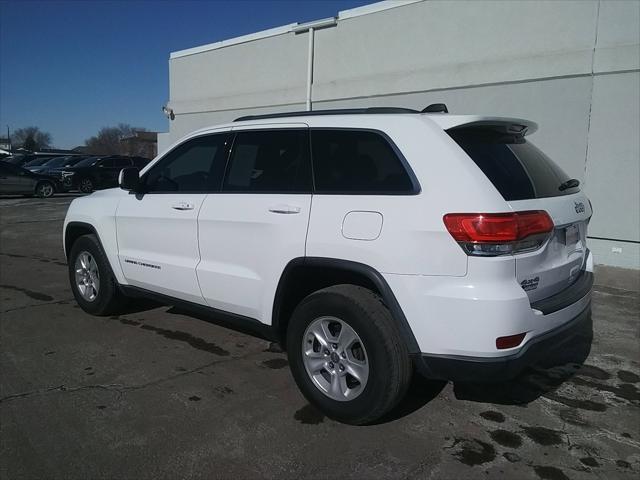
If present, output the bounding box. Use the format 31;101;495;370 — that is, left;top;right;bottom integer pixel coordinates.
559;179;580;191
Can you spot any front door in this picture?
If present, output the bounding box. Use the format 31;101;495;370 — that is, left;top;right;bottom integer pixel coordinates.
196;125;312;323
116;132;230;304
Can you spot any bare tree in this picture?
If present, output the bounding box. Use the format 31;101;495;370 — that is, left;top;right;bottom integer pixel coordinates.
12;127;52;151
84;124;146;155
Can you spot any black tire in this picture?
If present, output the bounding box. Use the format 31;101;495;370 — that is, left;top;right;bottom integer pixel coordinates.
35;181;55;198
78;177;94;193
286;284;412;425
68;234;128;315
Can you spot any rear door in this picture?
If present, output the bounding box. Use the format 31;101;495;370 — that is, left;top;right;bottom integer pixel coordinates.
448;128;592;302
196;125;312;322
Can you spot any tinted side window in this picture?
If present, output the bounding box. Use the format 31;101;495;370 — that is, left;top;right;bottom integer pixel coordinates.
223;130;311;192
448;129;578;200
144;134;229;192
311;130;415;194
113;158;131;168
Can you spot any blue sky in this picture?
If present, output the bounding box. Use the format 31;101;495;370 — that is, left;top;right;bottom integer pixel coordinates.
0;0;373;148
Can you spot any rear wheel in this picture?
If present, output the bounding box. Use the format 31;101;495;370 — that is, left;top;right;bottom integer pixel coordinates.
68;234;127;315
287;284;412;425
35;181;55;198
79;177;94;193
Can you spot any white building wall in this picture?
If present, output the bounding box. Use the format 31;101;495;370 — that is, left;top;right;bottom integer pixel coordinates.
163;0;640;269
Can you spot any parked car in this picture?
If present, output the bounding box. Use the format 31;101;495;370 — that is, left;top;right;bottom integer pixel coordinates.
61;156;150;193
0;160;61;198
6;153;71;167
63;106;593;424
23;157;55;169
28;155;88;174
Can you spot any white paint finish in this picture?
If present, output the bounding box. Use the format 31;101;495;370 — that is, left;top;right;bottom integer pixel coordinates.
115;193;208;304
196;193;312;322
385;251;593;356
584;72;640;242
63;189;127;284
509;192;592;302
342;211;383;241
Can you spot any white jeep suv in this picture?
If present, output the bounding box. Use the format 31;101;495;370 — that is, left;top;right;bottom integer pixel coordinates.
64;106;593;424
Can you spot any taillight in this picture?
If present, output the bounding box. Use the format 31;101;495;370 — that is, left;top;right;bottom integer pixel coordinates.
443;211;554;256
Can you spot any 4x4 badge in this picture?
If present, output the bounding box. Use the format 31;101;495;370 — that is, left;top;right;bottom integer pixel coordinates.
574;202;585;214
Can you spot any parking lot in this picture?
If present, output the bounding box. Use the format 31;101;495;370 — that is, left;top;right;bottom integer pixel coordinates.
0;195;638;480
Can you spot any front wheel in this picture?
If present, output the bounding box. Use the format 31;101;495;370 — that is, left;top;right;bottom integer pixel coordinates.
79;177;94;193
287;284;412;425
35;181;55;198
68;234;127;315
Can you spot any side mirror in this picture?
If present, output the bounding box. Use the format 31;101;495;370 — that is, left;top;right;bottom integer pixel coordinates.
119;167;140;192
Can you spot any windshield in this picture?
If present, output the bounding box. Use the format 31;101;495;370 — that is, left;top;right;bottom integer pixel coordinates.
72;156;100;167
448;128;580;200
42;156;72;168
24;157;51;167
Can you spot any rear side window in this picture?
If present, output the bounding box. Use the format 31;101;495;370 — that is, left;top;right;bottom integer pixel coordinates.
311;130;415;194
223;130;311;192
448;128;579;200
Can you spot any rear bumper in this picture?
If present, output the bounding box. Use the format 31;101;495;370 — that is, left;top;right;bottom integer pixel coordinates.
414;301;592;382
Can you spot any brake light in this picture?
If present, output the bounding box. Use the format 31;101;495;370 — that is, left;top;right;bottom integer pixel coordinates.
443;211;554;256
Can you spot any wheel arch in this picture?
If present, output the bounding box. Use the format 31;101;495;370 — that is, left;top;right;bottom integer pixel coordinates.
64;221;99;259
271;257;420;353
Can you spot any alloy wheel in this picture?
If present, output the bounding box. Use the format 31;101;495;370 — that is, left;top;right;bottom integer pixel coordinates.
302;316;369;401
74;251;100;301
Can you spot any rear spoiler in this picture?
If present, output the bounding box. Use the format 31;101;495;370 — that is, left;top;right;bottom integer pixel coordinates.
427;115;538;136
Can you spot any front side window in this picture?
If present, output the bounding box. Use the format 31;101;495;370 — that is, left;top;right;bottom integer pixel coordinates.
143;134;229;193
223;129;311;193
113;158;132;168
311;130;416;194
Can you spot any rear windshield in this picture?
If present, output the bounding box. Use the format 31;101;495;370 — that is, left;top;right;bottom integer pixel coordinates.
448;128;579;200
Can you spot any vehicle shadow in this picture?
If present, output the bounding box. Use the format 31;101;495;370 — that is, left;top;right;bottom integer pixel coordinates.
453;311;593;405
375;310;593;424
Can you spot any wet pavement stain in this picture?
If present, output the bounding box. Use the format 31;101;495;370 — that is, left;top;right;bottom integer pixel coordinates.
617;370;640;383
450;438;496;466
489;429;522;448
533;465;570;480
570;376;640;403
175;367;188;372
96;405;106;410
580;457;600;467
44;351;55;356
558;408;590;427
119;318;141;326
138;324;230;356
575;364;611;380
522;426;564;446
544;392;607;412
188;395;201;402
0;284;53;302
480;410;505;423
616;460;631;469
214;386;234;397
503;452;521;463
294;404;325;425
264;342;284;353
261;358;289;369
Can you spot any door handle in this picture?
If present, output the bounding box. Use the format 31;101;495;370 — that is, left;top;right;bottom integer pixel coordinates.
172;202;195;211
268;204;301;214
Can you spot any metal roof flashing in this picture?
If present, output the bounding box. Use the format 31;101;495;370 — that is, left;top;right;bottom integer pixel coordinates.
169;0;425;59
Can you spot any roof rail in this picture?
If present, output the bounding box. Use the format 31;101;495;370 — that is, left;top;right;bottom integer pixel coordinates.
233;107;421;122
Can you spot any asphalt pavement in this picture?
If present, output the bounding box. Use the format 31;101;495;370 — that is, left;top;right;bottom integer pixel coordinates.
1;195;638;479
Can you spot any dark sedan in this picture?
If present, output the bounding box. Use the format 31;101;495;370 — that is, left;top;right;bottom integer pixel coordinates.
0;161;62;198
61;155;150;193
